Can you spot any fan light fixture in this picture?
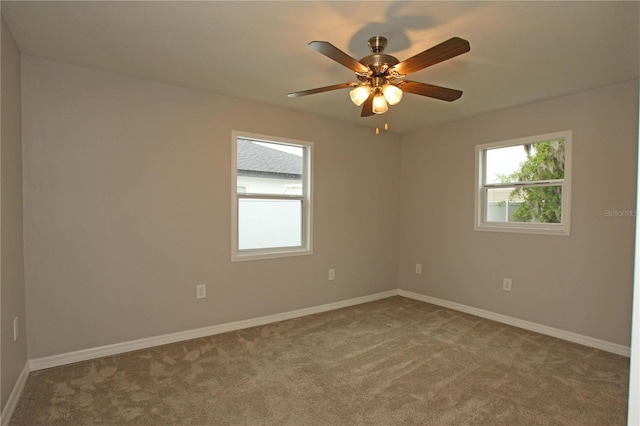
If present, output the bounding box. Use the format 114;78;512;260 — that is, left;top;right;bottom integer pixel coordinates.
350;83;403;113
349;85;371;106
372;89;389;114
382;84;403;105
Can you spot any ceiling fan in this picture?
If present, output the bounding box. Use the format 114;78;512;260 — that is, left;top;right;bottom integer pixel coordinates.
288;36;470;117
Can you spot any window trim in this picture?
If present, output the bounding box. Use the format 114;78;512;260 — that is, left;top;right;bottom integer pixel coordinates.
231;131;313;261
474;130;572;236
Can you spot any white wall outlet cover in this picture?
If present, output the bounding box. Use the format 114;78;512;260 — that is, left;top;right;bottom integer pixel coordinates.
196;284;207;299
503;278;512;291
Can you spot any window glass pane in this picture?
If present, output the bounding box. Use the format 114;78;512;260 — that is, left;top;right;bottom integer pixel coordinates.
485;145;528;184
485;139;565;184
238;199;302;250
486;186;562;223
237;139;304;195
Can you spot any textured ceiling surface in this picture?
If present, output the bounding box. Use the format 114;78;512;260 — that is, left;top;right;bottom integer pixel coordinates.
2;1;638;133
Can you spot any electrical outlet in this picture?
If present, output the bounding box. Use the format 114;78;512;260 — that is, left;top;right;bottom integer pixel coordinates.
503;278;512;292
13;317;19;341
329;269;336;281
415;264;422;274
196;284;207;299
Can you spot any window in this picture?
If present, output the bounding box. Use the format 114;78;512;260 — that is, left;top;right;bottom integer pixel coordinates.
231;131;313;261
475;130;572;235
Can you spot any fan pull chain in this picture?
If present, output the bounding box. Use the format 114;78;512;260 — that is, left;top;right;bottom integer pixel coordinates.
375;121;389;135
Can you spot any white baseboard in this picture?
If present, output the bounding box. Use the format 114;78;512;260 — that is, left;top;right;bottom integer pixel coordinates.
29;290;398;371
0;362;30;426
398;289;631;357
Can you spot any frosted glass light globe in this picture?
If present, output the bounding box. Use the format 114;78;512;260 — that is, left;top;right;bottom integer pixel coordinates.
372;94;388;114
382;84;403;105
349;86;371;106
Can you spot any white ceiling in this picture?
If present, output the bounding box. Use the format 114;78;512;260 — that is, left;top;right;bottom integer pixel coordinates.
2;1;639;134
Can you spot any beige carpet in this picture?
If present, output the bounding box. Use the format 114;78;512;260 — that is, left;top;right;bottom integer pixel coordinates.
10;296;629;425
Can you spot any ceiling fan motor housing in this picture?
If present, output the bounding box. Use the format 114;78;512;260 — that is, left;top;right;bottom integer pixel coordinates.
358;36;400;85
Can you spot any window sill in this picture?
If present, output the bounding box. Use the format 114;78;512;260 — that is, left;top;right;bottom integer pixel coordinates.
475;222;570;236
231;247;313;262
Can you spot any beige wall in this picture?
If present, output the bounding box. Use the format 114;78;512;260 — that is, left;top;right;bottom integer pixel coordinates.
399;80;638;346
1;16;27;412
21;56;401;358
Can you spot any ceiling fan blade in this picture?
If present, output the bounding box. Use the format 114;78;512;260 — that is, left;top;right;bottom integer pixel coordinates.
394;37;470;76
288;82;356;98
360;94;374;117
397;80;463;102
308;41;370;74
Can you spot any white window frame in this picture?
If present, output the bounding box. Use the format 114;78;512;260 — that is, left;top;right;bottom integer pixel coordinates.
231;131;313;261
474;130;572;236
